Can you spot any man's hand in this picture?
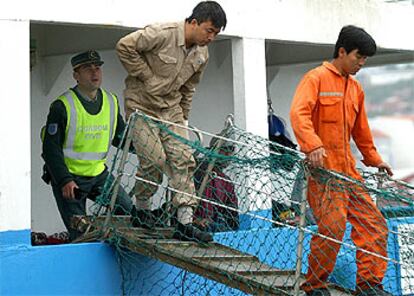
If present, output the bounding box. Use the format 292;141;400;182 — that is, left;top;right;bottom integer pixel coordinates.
62;181;79;200
307;147;327;168
377;162;393;177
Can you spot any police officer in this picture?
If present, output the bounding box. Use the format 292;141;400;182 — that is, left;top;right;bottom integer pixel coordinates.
116;1;227;243
42;50;133;241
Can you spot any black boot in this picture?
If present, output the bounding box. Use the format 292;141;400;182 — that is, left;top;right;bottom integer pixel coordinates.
173;222;213;243
131;207;155;229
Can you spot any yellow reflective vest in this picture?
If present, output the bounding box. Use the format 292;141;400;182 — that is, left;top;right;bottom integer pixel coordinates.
58;89;118;176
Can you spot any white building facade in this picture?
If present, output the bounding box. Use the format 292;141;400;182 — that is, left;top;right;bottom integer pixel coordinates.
0;1;413;294
1;0;413;235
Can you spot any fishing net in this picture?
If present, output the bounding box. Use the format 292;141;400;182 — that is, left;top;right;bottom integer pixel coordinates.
75;111;414;296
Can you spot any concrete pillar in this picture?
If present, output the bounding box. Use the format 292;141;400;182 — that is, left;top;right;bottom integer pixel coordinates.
231;37;268;138
231;38;271;213
0;20;31;244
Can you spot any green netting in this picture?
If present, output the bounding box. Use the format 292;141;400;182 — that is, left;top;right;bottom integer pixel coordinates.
77;111;414;296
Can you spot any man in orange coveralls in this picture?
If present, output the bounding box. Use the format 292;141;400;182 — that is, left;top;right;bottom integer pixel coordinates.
290;25;393;296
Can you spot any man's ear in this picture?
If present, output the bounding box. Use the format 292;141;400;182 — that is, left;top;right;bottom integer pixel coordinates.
190;18;198;26
73;71;78;81
338;47;347;58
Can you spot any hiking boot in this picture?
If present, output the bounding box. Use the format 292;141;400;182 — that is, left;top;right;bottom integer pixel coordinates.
173;222;213;243
355;287;392;296
306;288;331;296
131;208;155;229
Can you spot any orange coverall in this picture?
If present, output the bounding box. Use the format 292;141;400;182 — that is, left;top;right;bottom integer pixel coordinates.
290;62;388;291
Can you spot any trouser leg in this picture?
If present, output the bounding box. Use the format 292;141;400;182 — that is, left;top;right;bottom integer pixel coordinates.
93;170;134;215
302;179;348;292
347;185;388;290
161;122;197;208
132;116;166;209
52;169;136;241
52;185;85;241
144;116;212;242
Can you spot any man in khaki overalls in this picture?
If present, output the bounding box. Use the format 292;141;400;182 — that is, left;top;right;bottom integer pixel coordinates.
116;1;227;242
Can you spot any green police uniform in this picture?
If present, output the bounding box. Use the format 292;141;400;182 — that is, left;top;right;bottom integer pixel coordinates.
42;85;133;240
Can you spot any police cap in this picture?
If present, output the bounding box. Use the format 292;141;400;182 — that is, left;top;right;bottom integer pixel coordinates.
71;50;104;70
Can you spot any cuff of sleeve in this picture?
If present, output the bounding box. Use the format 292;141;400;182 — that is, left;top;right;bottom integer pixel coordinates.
361;156;383;167
300;142;324;154
361;151;383;167
306;145;324;154
57;176;73;189
138;68;154;82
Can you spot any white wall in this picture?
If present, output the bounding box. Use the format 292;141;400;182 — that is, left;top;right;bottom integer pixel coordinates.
0;20;31;232
232;38;268;138
2;0;413;234
1;0;413;51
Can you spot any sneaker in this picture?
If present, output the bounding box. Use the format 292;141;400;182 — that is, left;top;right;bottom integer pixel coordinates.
131;208;155;229
306;288;331;296
355;287;392;296
173;222;213;243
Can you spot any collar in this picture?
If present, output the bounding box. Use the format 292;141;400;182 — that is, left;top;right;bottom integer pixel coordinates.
322;61;357;83
177;21;186;48
322;61;343;76
178;20;200;53
73;86;101;103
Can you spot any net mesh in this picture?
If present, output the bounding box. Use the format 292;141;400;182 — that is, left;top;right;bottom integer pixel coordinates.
77;111;414;296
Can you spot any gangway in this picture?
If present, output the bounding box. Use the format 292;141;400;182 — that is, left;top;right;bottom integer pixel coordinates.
73;216;352;296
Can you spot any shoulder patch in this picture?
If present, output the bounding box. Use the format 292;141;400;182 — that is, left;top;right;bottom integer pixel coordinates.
47;123;58;136
160;22;178;30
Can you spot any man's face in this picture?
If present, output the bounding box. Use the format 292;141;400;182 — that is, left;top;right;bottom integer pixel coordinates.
339;48;368;75
190;19;221;46
73;63;102;91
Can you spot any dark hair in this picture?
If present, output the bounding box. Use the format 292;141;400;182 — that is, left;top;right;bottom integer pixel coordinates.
185;1;227;31
333;25;376;58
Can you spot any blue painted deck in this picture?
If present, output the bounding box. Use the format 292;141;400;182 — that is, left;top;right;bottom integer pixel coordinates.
1;215;412;295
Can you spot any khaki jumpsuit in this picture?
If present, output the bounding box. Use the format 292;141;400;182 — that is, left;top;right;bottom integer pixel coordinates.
290;62;388;292
116;21;209;207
